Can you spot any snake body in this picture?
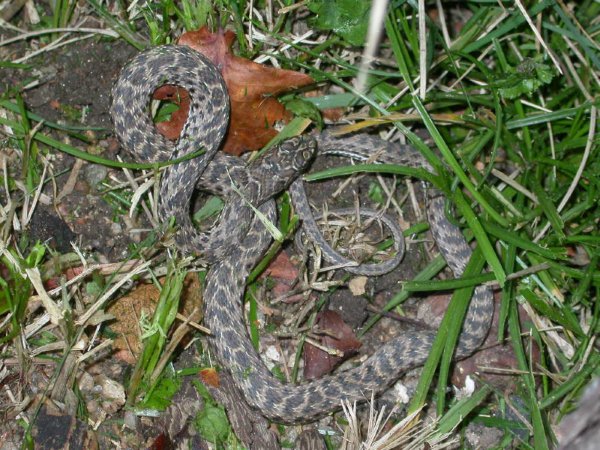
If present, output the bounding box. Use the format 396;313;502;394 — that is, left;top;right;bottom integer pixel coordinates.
112;46;493;423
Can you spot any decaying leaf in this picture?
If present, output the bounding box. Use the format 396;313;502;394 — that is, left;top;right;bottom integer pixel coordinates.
262;251;298;281
156;27;314;155
154;85;190;141
107;274;202;364
304;310;361;380
200;368;220;388
261;251;301;297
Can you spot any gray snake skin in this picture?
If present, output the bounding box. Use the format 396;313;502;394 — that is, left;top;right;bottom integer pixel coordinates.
111;45;493;423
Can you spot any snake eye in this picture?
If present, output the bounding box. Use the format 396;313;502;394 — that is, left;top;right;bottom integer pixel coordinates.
302;149;313;161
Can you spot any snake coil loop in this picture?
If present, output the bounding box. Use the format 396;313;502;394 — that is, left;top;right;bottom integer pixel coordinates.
112;45;493;423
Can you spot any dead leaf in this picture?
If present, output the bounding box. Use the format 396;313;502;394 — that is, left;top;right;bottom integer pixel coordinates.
154;27;314;155
303;310;361;380
108;273;202;364
259;251;300;297
567;245;591;266
106;283;157;364
149;433;170;450
154;85;190;140
262;251;298;281
44;266;85;290
200;367;220;388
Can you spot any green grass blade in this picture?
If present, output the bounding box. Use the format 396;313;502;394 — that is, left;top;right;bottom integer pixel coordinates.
506;102;593;129
531;181;566;240
508;296;551;448
303;163;437;185
358;255;446;337
412;96;508;228
539;353;600;410
86;0;146;49
409;247;485;414
435;248;486;415
482;221;566;261
462;1;554;53
0;115;205;169
434;385;492;437
452;188;506;286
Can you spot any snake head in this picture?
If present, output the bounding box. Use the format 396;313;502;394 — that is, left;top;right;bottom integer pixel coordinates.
278;135;318;173
253;136;317;194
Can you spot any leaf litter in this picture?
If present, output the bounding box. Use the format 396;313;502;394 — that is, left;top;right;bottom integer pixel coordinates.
156;26;314;156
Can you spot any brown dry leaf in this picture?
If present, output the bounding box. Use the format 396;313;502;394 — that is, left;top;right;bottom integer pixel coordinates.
200;367;220;388
262;251;298;281
107;283;158;364
154;85;190;140
261;251;300;297
156;27;314;155
149;433;170;450
44;266;85;290
108;274;202;364
303;310;361;380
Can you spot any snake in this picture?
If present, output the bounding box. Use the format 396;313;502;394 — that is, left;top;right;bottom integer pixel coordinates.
111;45;493;424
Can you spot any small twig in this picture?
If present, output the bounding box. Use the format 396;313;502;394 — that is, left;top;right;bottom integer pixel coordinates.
22;145;48;227
490;263;550;286
304;336;344;357
515;0;562;74
175;312;210;334
75;260;152;327
13;34;96;64
0;0;27;22
504;391;534;434
56;158;83;202
364;304;432;329
0;27;119;47
77;339;114;364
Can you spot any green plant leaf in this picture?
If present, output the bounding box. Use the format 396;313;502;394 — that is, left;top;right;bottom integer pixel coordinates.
195;402;230;444
281;96;324;127
138;374;181;411
192;380;232;444
307;0;371;46
496;58;556;100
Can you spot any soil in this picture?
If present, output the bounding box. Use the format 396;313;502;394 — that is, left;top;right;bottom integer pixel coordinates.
0;35;523;449
2;38;138;260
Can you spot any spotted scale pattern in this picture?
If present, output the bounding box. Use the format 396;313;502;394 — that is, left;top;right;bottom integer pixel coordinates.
111;45;493;423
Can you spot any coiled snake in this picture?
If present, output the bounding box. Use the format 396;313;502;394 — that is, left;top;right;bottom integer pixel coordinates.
111;45;493;423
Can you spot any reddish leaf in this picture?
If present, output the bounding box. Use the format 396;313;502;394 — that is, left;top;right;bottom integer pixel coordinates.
261;251;300;297
303;310;361;380
156;27;314;155
44;266;85;290
263;251;298;281
153;85;190;140
200;367;220;388
149;433;171;450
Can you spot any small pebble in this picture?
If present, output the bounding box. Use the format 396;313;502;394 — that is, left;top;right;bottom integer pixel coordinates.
110;222;123;235
86;399;99;415
123;410;138;430
84;164;108;187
